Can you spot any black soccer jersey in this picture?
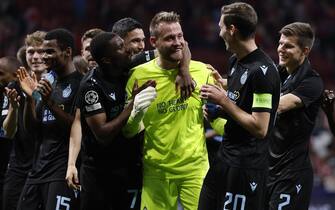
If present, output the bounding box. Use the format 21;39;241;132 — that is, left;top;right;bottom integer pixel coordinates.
218;49;281;169
78;68;129;172
5;82;35;176
268;59;323;180
27;71;82;184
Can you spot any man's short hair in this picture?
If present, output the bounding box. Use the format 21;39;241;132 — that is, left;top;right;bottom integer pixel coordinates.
45;28;75;51
112;18;143;38
90;32;118;65
221;2;258;39
81;28;104;44
25;30;46;47
279;22;315;49
149;11;180;37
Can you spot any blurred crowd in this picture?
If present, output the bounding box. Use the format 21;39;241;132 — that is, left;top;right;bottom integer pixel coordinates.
1;0;335;198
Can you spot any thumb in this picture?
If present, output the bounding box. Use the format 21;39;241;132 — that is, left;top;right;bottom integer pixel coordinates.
74;173;79;184
132;79;138;91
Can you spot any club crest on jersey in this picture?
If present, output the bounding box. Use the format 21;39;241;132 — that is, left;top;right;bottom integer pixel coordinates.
240;70;248;85
62;84;72;98
85;90;99;105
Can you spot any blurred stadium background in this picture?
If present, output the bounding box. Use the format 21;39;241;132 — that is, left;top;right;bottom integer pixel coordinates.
1;0;334;209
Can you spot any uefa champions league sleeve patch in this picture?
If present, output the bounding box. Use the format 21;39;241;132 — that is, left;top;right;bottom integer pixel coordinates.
84;90;102;112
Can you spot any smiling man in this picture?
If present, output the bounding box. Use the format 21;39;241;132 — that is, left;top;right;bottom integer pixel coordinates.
123;11;214;210
17;28;82;210
267;22;324;210
198;3;280;210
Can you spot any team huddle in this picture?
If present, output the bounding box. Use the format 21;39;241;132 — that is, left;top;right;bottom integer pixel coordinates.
0;2;325;210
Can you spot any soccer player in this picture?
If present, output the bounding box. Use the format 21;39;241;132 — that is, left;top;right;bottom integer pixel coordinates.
2;31;47;210
267;22;324;210
198;3;281;210
17;28;82;210
321;89;335;136
80;28;104;74
0;57;21;210
124;11;214;210
76;31;156;210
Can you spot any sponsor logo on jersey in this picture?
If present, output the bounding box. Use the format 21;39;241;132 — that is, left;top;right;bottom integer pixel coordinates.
157;98;188;114
227;90;240;102
85;90;99;104
42;108;56;123
240;70;248;85
62;84;72;98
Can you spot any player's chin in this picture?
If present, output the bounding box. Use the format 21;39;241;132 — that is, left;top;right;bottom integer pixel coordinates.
170;51;183;61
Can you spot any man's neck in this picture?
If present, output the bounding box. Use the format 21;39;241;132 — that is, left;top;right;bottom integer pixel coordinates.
234;39;258;60
286;58;305;75
156;56;179;70
56;61;76;78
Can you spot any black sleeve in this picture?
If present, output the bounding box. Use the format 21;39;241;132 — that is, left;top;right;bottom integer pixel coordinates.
292;76;324;108
129;50;155;68
79;84;106;118
251;66;278;112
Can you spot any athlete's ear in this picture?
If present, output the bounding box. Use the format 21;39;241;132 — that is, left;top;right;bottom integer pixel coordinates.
150;36;157;48
229;24;236;36
64;47;72;58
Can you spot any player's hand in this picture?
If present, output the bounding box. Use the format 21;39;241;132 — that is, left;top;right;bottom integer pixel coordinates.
208;65;227;89
17;67;38;97
133;86;157;114
175;72;195;99
176;41;195;99
38;79;53;102
131;79;156;98
66;165;80;190
200;84;228;106
322;89;335;115
5;87;20;109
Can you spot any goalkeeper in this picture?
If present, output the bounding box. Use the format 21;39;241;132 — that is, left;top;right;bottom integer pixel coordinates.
123;11;221;210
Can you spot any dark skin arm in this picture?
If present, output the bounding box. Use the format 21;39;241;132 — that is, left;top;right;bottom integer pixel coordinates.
176;41;194;99
38;79;74;128
322;89;335;136
85;80;156;146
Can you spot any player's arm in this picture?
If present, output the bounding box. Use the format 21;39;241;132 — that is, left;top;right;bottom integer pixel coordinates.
279;75;323;114
277;93;302;114
175;41;194;99
85;101;134;145
17;67;39;131
66;108;82;190
201;86;270;138
2;88;19;138
122;80;157;138
201;68;275;139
